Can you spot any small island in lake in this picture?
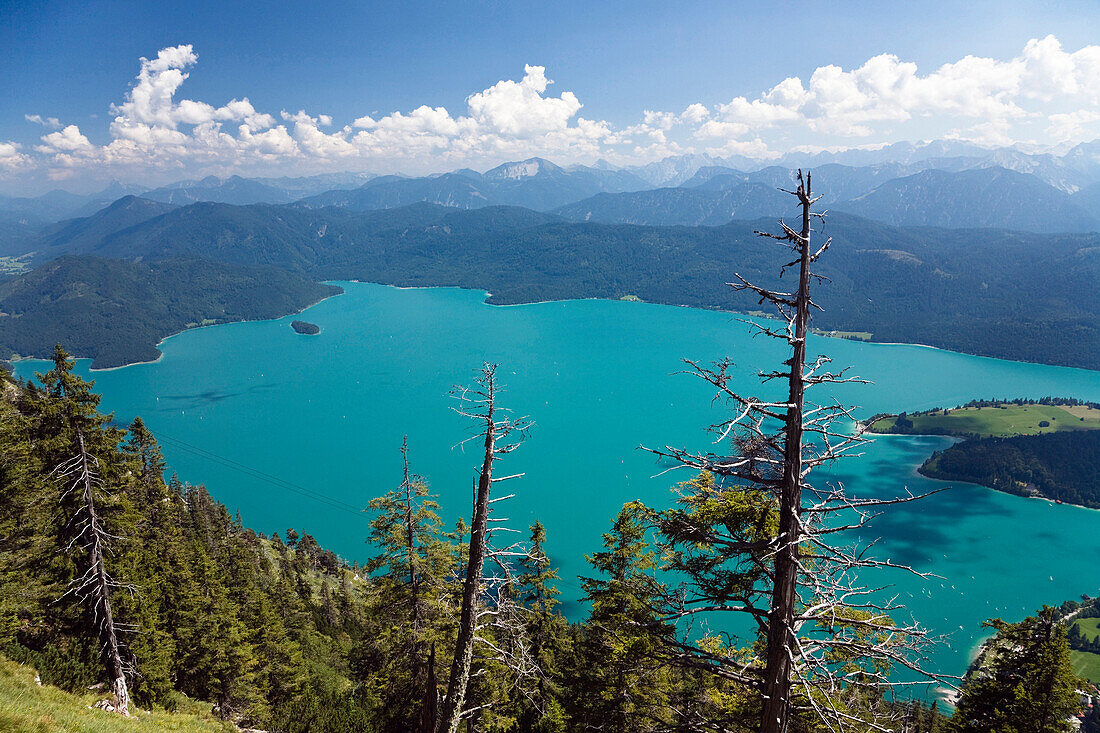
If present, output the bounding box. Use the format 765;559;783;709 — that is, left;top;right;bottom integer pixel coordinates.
291;320;320;335
865;398;1100;508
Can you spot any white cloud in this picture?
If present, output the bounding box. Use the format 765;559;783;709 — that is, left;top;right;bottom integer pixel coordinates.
704;137;777;160
696;34;1100;147
36;125;95;154
1046;110;1100;142
0;142;32;171
945;119;1017;148
466;65;581;136
25;114;61;129
4;36;1100;186
680;103;709;124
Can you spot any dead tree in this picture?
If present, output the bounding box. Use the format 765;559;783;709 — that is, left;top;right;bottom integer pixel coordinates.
402;437;424;634
646;171;948;733
437;364;538;733
54;428;133;716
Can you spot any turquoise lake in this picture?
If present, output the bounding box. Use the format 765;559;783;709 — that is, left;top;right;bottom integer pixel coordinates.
17;282;1100;691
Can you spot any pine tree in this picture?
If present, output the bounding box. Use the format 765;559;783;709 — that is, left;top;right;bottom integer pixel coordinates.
33;346;136;714
355;443;460;732
950;607;1081;733
515;521;571;732
576;502;675;732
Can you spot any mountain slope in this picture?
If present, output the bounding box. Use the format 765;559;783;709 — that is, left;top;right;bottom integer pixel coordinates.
0;255;340;367
142;175;297;205
553;184;797;225
299;173;495;211
31;196;178;261
836;167;1099;232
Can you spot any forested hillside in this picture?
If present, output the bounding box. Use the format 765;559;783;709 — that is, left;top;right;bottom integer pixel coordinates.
920;430;1100;508
0;256;340;367
1;350;958;732
6;200;1100;370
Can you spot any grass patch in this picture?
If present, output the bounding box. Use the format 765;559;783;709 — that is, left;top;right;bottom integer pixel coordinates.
1071;649;1100;684
0;656;233;733
869;403;1100;438
1074;617;1100;638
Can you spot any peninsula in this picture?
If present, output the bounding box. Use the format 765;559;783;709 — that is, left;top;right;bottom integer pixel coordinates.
867;398;1100;508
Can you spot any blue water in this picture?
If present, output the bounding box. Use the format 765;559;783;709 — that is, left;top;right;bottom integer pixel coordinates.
17;282;1100;687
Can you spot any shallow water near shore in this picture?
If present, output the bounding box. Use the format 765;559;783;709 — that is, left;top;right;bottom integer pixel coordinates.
18;281;1100;688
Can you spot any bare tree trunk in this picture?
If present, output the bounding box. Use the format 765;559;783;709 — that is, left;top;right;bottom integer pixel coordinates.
644;170;947;730
760;175;813;733
71;430;131;716
438;368;497;733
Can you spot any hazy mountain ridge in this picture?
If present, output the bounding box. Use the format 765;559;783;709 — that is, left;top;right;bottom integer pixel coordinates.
837;167;1100;232
297;157;650;212
554;165;1100;232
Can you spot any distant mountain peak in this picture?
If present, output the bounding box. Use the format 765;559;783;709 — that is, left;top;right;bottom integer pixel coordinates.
485;157;562;180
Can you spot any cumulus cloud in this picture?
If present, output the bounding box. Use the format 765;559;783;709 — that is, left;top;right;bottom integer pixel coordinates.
693;34;1100;147
0;142;32;171
680;103;709;124
466;65;581;136
3;36;1100;184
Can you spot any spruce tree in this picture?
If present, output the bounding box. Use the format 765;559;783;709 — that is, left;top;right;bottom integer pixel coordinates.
515;521;570;732
950;607;1080;733
576;501;675;732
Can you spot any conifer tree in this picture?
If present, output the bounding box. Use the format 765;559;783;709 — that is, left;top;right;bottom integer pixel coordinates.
0;385;47;645
124;417;165;495
36;346;135;714
950;608;1080;733
515;521;570;732
576;501;675;732
357;440;461;732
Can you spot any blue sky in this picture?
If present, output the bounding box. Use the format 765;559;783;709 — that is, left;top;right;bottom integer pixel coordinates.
2;0;1099;190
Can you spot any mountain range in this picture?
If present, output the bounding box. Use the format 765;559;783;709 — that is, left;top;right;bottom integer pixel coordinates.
3;196;1099;370
5;138;1100;371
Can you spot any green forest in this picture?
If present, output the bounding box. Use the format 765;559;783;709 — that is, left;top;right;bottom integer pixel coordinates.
919;430;1100;508
5;201;1100;370
7;348;1093;732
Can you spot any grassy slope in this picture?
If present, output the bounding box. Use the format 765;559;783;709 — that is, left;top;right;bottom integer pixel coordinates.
870;404;1100;438
1071;651;1100;684
1069;619;1100;683
1076;618;1100;637
0;657;233;733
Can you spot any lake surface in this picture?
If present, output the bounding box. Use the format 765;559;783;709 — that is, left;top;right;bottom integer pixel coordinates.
17;282;1100;689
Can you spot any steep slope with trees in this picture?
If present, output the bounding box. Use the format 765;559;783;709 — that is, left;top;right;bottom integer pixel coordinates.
0;256;340;367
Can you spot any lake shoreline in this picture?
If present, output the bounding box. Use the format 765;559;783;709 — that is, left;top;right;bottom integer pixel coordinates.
8;286;346;373
12;280;1100;374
